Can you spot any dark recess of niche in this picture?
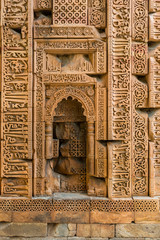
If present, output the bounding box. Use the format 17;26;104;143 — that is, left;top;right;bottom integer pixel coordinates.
34;10;52;19
11;28;21;34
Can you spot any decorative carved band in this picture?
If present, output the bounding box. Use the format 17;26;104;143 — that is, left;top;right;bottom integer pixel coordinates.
132;111;148;196
34;26;101;39
132;0;148;42
132;43;148;75
0;199;157;213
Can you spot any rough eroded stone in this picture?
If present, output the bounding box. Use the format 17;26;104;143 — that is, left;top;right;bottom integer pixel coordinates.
48;223;69;237
0;223;47;237
116;224;160;238
77;224;114;238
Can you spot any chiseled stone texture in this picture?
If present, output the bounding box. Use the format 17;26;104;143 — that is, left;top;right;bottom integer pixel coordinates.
110;238;144;240
0;223;47;237
0;238;67;240
77;224;114;238
116;224;160;238
48;223;77;237
145;239;160;240
0;223;160;239
68;238;108;240
0;238;108;240
48;224;69;237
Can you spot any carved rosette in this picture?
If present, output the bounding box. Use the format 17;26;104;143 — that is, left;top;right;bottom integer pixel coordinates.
34;0;52;10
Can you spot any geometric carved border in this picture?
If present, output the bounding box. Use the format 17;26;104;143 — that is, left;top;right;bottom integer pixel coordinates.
0;199;158;213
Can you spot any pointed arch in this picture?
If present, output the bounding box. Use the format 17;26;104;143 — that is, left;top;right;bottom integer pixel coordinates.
45;87;95;122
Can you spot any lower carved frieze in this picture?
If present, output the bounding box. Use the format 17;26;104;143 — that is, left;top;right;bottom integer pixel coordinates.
0;198;157;213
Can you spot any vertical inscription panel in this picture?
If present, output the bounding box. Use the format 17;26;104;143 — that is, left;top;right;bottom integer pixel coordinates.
1;0;33;197
108;0;131;198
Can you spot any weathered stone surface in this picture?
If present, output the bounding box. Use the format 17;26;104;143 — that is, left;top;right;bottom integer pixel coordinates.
48;224;69;237
1;238;67;240
91;224;115;238
145;239;160;240
68;238;108;240
110;238;144;240
0;223;47;237
77;224;91;238
116;224;160;238
68;224;77;237
47;223;76;237
90;212;134;224
68;238;86;240
77;224;114;238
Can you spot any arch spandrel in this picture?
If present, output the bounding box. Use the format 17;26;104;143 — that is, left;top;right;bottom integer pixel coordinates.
45;87;95;123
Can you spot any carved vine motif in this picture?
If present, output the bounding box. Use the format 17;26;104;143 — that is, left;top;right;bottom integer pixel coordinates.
133;79;148;108
133;111;148;195
132;43;148;75
132;0;148;42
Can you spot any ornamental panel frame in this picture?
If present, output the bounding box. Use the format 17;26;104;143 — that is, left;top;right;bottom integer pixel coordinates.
34;39;106;196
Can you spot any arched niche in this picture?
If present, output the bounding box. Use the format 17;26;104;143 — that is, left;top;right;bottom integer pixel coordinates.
45;87;95;194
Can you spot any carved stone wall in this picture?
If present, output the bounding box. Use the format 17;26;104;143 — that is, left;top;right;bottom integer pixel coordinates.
1;0;160;225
